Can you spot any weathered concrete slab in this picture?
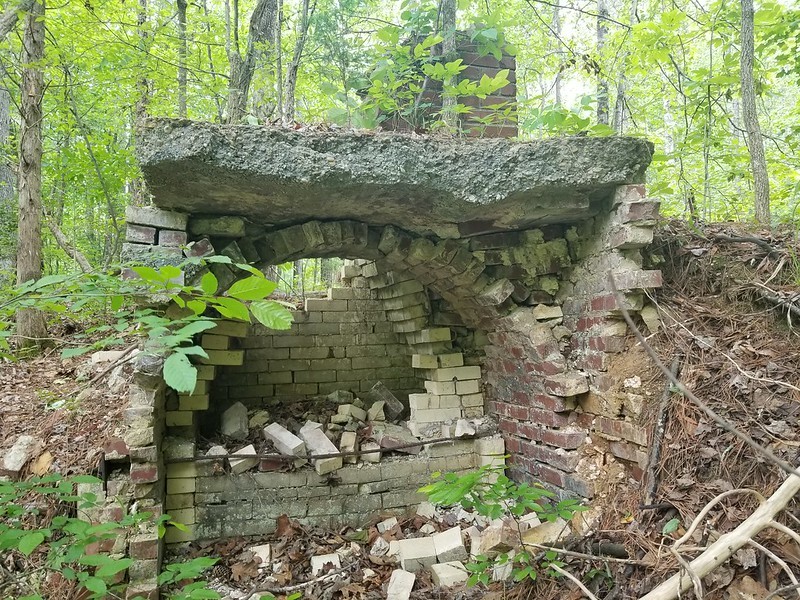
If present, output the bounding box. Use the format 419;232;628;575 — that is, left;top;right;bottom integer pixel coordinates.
136;119;653;238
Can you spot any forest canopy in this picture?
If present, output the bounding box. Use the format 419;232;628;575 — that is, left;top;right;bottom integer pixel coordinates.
0;0;797;277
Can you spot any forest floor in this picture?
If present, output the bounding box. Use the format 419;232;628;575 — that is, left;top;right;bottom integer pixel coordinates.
1;220;799;599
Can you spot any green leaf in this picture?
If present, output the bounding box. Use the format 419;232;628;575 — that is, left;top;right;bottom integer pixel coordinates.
71;474;101;484
96;557;133;578
163;353;198;394
226;276;277;301
110;295;123;310
175;320;218;338
18;532;45;556
81;576;107;596
250;300;293;330
187;300;207;315
61;347;92;359
662;517;681;535
199;272;218;295
212;297;250;322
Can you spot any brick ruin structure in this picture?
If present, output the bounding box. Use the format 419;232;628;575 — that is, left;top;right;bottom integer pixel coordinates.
98;119;660;597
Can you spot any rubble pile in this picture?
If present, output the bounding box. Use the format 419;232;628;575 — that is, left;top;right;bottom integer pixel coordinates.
184;495;574;600
201;383;494;476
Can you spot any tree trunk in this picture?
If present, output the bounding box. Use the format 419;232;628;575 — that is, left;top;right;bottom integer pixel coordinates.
177;0;188;118
282;0;314;125
439;0;457;130
740;0;770;224
0;78;15;277
16;0;47;348
44;210;92;273
553;6;562;105
226;0;278;123
0;0;35;44
275;0;283;119
130;0;149;206
596;0;609;125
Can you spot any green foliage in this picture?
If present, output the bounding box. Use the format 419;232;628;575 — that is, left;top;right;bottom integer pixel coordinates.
361;2;513;134
0;258;293;393
420;464;586;587
1;474;219;600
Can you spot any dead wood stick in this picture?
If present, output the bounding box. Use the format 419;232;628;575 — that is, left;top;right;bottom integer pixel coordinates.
712;234;780;256
747;540;800;596
550;563;600;600
638;453;800;600
644;356;681;506
240;561;357;599
609;273;800;480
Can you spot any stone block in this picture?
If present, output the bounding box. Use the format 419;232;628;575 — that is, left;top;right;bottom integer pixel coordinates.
367;400;385;421
365;382;405;420
199;350;245;366
455;380;480;395
158;229;188;247
477;278;514;306
427;366;481;382
437;353;464;368
340;431;357;464
412;354;438;369
189;216;246;237
229;444;258;474
377;516;398;533
211;320;250;337
166;478;196;495
263;423;306;456
299;422;342;475
433;526;468;562
165;411;194;428
410;407;462;423
521;517;571;546
544;373;589;397
126;206;188;230
176;392;208;411
397;537;437;572
387;569;416;600
360;442;382;463
0;435;42;479
425;380;456;395
221;402;248;440
338;404;367;421
126;223;156;244
430;561;468;587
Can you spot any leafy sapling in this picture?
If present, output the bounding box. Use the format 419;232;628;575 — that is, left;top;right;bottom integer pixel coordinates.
420;464;586;586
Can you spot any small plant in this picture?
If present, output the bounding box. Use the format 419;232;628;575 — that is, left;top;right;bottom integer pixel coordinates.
420;464;586;586
0;474;219;600
0;255;294;394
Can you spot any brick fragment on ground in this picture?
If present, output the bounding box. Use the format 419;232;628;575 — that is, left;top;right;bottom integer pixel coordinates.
221;402;248;440
386;569;416;600
397;537;437;572
0;435;42;480
310;552;341;576
430;561;469;587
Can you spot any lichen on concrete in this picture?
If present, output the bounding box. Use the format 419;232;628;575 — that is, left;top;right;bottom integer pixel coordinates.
136;119;653;238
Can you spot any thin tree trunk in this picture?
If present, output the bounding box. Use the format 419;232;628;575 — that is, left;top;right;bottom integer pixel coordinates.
612;0;637;132
16;0;47;348
0;0;35;43
130;0;149;206
282;0;314;125
226;0;278;123
553;6;562;105
0;78;15;276
44;210;92;273
275;0;283;119
596;0;609;125
177;0;188;118
440;0;457;130
740;0;770;224
201;0;224;121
